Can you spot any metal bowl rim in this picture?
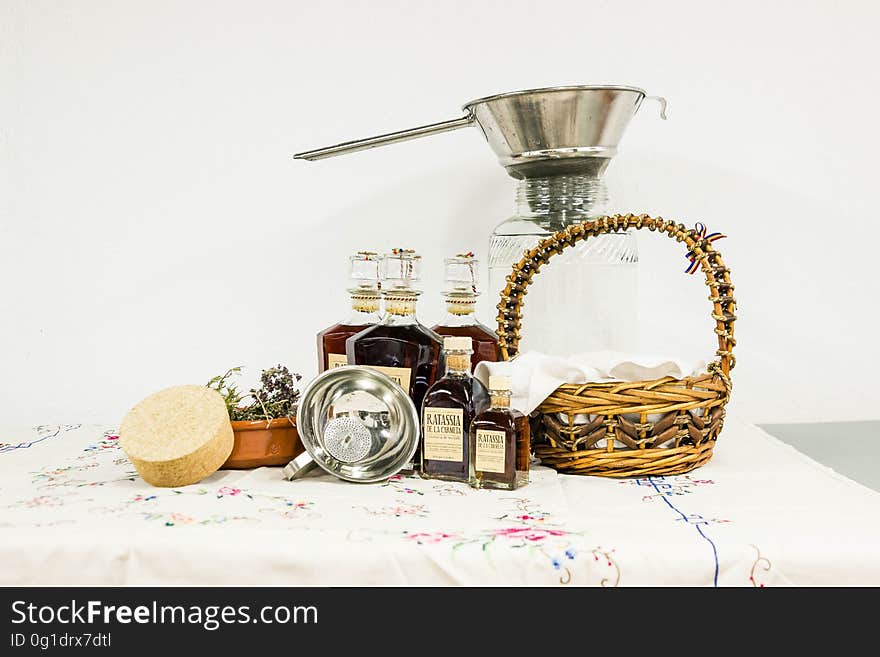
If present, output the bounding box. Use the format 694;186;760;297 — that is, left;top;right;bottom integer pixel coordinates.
295;365;419;483
462;84;647;112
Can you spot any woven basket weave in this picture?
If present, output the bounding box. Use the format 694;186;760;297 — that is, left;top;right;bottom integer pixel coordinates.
496;214;736;478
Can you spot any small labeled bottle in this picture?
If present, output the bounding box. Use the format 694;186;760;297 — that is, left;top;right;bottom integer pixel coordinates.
346;249;444;415
469;375;530;490
421;336;490;482
432;252;499;369
317;252;382;372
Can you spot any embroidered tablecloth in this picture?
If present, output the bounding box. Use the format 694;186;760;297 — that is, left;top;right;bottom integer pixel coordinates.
2;418;879;586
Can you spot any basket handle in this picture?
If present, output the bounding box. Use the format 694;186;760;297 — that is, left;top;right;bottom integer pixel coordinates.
496;214;737;377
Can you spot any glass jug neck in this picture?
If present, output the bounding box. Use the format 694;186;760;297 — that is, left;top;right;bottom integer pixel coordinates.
490;392;512;410
344;293;380;325
444;294;477;318
445;351;471;375
515;174;609;221
439;311;480;328
382;292;419;324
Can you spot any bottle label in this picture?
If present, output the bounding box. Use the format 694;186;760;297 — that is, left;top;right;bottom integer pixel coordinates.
475;429;506;474
328;353;348;369
368;365;412;392
423;407;464;462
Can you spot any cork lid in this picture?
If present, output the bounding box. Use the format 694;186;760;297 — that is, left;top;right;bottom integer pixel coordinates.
443;336;473;351
120;385;233;488
488;375;512;391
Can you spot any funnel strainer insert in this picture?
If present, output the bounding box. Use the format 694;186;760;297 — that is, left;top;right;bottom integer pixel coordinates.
323;416;372;463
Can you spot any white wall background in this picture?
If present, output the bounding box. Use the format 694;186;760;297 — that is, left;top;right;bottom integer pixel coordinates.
2;0;878;427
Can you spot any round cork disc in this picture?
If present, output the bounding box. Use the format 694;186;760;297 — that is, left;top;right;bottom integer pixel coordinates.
120;385;234;488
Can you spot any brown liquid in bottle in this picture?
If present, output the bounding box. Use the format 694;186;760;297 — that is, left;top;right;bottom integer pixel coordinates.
346;322;443;412
469;401;530;490
317;323;370;372
434;254;499;369
318;252;382;373
432;323;499;370
421;348;489;482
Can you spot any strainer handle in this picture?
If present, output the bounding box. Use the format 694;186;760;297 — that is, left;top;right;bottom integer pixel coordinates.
282;452;318;481
496;214;737;377
645;95;668;120
294;115;474;161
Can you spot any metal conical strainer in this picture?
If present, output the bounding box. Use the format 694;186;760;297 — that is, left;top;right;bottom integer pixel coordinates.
284;366;419;483
294;85;666;178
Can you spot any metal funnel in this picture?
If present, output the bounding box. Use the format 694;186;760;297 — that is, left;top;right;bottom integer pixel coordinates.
294;85;666;179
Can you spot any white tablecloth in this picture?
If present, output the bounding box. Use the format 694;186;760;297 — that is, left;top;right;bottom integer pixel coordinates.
2;418;879;586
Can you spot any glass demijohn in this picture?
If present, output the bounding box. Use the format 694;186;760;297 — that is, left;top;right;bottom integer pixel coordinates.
488;173;638;357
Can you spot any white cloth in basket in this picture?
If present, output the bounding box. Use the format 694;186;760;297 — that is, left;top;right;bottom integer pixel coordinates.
474;351;708;416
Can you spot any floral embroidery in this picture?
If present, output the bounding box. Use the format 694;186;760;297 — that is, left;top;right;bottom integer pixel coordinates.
140;512;256;527
277;505;314;520
19;495;66;508
380;474;425;495
622;474;716;502
625;475;730;587
431;483;467;496
549;548;580;584
491;526;567;542
749;545;772;587
83;432;120;452
216;486;243;498
406;531;459;545
259;500;318;520
4;490;92;511
361;500;429;518
398;498;613;586
28;430;136;490
2;425;789;587
589;547;621;587
31;465;136;490
0;424;80;455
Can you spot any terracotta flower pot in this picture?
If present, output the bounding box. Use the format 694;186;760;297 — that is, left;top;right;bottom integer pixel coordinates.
222;417;304;469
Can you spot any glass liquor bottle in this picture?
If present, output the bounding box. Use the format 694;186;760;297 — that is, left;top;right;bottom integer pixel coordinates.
488;173;638;357
469;376;530;490
420;336;490;483
317;252;382;373
432;252;499;369
346;249;444;415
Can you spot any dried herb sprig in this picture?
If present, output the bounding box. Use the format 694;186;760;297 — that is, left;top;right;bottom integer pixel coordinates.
207;365;302;422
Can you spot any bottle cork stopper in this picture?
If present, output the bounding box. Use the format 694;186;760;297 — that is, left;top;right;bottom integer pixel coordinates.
443;336;473;351
488;375;512;391
120;385;233;488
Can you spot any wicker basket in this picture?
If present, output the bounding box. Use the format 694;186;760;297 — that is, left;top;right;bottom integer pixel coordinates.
496;213;736;478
